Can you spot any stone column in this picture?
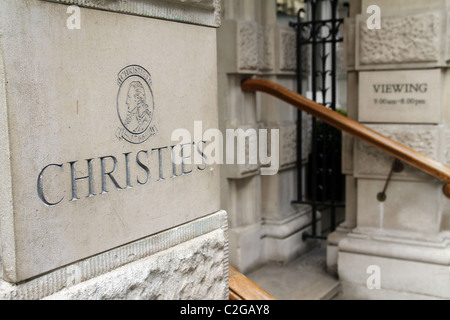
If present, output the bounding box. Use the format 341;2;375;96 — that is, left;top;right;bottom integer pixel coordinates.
337;0;450;299
218;0;314;273
327;1;360;274
0;0;227;299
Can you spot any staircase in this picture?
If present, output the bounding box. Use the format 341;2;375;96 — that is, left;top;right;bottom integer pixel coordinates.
230;79;450;300
245;241;340;300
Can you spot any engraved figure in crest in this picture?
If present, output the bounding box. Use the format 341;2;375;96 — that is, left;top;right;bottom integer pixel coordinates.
116;65;157;144
123;81;152;134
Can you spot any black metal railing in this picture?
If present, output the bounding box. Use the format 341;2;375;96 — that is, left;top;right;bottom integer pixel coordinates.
289;0;347;239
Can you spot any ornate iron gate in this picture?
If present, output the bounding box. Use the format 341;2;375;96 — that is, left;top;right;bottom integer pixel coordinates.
290;0;347;239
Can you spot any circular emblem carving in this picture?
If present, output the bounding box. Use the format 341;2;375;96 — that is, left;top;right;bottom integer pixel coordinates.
116;65;157;144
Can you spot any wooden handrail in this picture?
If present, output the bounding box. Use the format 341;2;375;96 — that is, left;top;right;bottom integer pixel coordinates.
241;78;450;199
229;266;276;300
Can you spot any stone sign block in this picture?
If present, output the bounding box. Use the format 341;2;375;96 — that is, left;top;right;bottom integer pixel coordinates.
0;0;220;283
358;69;443;123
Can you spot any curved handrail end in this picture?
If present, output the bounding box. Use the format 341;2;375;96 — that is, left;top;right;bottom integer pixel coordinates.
443;184;450;199
241;77;255;91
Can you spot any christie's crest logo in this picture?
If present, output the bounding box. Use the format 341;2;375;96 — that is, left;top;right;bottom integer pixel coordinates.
116;65;157;144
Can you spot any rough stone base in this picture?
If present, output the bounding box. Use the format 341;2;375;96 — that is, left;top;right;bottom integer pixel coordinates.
45;230;227;300
0;210;229;300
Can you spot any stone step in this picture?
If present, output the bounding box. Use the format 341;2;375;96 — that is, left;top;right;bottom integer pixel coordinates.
245;244;340;300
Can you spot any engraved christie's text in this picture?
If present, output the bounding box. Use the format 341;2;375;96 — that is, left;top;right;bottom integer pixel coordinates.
37;142;208;206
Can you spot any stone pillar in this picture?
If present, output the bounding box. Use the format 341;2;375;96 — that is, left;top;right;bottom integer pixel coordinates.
337;0;450;299
218;0;314;274
326;1;360;273
0;0;227;299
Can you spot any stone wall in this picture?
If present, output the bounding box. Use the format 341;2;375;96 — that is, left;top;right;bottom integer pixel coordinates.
217;0;314;274
333;0;450;299
0;0;226;300
0;211;229;300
